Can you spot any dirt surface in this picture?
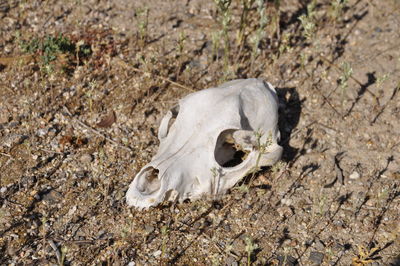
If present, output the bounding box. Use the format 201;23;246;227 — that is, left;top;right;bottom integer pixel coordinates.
0;0;399;265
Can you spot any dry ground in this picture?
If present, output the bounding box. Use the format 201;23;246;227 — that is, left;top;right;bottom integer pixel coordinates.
0;0;399;265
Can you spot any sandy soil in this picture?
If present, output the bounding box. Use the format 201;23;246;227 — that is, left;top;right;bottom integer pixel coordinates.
0;0;399;265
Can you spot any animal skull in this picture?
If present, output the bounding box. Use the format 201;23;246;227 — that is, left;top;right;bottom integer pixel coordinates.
126;78;282;209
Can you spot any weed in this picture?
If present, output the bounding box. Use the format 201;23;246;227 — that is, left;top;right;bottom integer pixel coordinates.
245;236;258;265
300;52;308;70
250;0;268;63
246;130;273;187
330;0;348;21
237;184;250;193
86;79;98;112
317;194;327;216
176;31;187;79
271;160;285;175
211;253;220;265
339;61;353;104
212;31;222;62
278;32;292;57
376;73;390;88
298;0;317;40
273;0;281;39
59;246;68;266
177;31;186;55
19;33;91;75
213;0;232;72
160;225;169;260
352;245;379;265
237;0;255;46
135;7;149;45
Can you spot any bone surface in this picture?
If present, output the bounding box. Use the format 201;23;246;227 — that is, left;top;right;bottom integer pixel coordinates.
126;78;282;209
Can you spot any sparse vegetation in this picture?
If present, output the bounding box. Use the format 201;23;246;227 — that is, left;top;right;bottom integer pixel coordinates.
245;236;259;265
18;33;91;74
298;1;317;40
339;61;353;104
0;0;399;265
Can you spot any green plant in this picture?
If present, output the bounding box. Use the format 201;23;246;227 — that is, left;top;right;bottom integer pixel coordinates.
160;225;169;260
272;0;281;39
250;0;268;63
339;61;353;103
271;160;284;174
21;34;73;64
213;0;232;71
330;0;348;21
237;0;255;46
317;194;327;216
211;31;222;62
245;236;258;265
19;34;91;74
278;32;292;57
376;73;390;88
248;130;273;186
298;0;317;40
59;246;68;266
135;7;149;45
300;52;308;69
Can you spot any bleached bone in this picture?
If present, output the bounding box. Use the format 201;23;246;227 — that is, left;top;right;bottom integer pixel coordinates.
126;78;282;209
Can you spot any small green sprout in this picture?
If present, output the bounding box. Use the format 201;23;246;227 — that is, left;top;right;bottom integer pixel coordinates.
245;236;259;265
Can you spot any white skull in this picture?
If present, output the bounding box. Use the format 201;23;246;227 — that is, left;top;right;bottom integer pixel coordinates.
126;78;282;209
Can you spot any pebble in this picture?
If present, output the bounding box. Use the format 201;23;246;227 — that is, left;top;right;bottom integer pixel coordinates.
144;225;155;234
80;154;93;164
152;250;161;257
0;187;6;193
281;198;293;206
309;251;324;265
225;256;238;266
349;171;360;180
277;206;293;217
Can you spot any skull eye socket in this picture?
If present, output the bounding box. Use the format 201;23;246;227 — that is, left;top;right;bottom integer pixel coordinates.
214;129;250;168
136;167;161;195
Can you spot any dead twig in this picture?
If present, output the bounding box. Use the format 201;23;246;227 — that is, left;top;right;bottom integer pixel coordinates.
115;58;195;92
371;83;399;124
0;152;12;158
48;240;62;264
281;120;317;145
62;106;133;153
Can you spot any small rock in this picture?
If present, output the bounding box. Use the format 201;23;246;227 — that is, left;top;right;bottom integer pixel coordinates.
225;256;238;266
309;251;324;265
277;206;293;218
0;108;9;124
349;171;360;180
153;250;161;257
281;198;293;206
144;225;155;234
80;154;93;164
276;254;297;266
37;128;48;137
0;187;6;193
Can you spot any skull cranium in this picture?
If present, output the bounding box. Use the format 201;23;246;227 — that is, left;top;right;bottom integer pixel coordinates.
126;78;282;209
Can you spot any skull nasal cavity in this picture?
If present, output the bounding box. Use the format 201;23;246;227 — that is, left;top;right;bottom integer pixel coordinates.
137;167;161;195
215;130;248;168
